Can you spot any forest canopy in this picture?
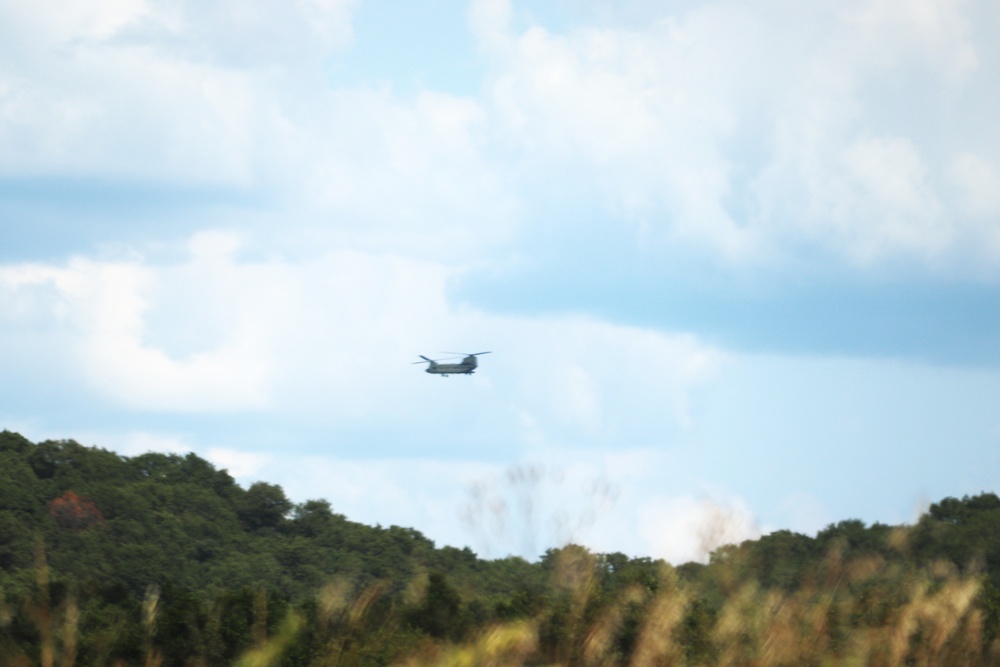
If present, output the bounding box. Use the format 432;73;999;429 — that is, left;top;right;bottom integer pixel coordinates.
2;430;999;666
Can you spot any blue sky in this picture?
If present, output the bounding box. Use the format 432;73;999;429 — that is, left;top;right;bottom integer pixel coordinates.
2;0;1000;563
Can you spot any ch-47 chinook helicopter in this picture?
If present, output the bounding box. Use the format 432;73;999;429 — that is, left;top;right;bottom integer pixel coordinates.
413;352;491;376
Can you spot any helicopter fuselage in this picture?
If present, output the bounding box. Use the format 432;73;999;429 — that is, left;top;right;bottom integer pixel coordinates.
425;356;479;376
416;352;490;376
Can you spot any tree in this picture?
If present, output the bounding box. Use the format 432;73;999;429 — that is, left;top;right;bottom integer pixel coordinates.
237;483;292;531
408;572;463;640
48;491;104;530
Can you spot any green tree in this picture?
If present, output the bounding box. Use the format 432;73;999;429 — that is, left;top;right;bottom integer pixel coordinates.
237;482;293;532
408;572;463;640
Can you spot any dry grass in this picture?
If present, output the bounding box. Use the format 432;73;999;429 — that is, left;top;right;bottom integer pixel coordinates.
405;542;997;667
4;537;998;666
399;622;537;667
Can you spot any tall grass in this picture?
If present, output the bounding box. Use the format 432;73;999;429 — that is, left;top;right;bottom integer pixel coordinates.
3;534;998;666
1;539;81;667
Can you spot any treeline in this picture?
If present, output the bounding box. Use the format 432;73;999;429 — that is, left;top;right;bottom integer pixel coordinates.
1;430;999;665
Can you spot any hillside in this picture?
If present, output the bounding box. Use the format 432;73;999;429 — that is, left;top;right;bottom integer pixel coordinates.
2;430;1000;665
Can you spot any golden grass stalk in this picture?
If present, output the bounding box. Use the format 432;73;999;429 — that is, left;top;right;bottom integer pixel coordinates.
630;568;690;667
34;537;54;667
583;584;645;666
60;595;78;667
318;579;396;667
400;621;537;667
142;584;162;667
235;612;304;667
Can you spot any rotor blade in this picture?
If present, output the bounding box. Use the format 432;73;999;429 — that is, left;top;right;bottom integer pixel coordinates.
442;351;492;356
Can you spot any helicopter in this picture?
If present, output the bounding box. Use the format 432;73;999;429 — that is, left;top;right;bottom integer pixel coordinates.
414;352;491;376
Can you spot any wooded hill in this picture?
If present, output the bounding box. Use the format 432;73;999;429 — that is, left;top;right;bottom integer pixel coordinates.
2;430;999;666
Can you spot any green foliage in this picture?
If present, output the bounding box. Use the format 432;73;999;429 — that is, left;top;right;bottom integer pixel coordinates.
406;572;463;640
2;431;1000;665
913;493;1000;587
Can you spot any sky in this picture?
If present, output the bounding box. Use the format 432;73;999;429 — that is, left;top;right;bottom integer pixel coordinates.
2;0;999;564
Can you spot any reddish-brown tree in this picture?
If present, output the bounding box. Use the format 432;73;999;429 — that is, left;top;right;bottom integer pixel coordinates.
48;491;104;530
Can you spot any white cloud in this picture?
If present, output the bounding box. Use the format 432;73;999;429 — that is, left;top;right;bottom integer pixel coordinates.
118;0;357;68
832;135;948;262
254;453;511;549
74;258;271;412
246;446;763;563
638;494;761;564
950;152;1000;218
846;0;980;77
476;4;762;258
550;364;602;433
0;0;512;256
206;447;273;478
299;87;514;257
948;153;1000;266
4;0;997;272
116;431;193;456
470;0;1000;269
771;492;834;536
161;442;757;563
0;232;722;436
0;0;146;46
0;0;351;184
0;250;271;411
